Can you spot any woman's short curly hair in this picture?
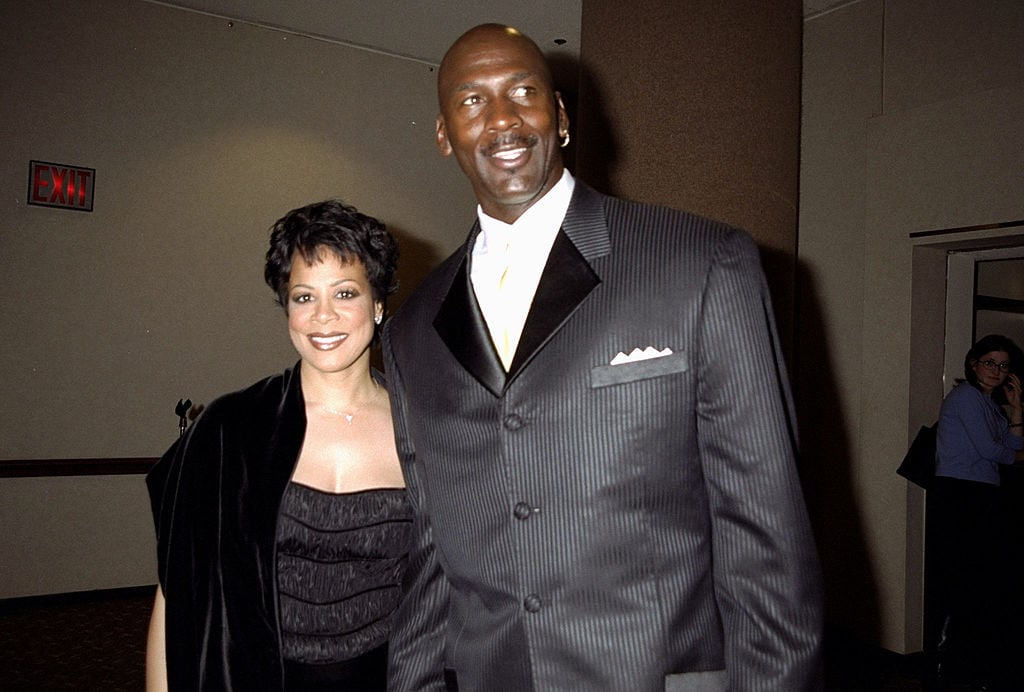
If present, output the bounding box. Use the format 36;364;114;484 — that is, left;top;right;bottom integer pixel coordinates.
264;199;399;311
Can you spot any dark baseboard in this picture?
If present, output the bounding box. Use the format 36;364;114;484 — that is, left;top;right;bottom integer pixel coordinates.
0;457;157;478
0;584;156;614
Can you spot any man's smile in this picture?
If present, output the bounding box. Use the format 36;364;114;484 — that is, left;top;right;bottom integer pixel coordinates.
483;134;537;167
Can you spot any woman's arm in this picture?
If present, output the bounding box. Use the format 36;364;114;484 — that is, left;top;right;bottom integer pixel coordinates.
1004;374;1023;463
1005;373;1022;437
146;587;168;692
947;385;1022;463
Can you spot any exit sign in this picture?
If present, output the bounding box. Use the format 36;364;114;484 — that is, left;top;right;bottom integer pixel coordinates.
28;160;95;212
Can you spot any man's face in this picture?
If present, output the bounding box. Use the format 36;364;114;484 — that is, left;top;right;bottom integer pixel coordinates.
436;28;569;224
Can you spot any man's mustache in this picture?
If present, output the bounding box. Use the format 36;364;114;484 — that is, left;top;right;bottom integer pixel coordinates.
482;133;538;156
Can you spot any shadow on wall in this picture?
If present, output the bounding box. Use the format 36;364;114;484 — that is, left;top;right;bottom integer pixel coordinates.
559;55;619;201
371;221;443;373
758;247;797;368
385;221;444;314
795;260;882;643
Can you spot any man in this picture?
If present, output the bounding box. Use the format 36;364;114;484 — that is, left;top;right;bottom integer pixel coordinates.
383;23;822;691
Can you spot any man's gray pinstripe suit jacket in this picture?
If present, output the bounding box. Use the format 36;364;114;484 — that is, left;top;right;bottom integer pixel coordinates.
383;180;823;691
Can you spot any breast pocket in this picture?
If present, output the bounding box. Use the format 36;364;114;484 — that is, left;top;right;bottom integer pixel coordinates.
590;352;689;388
665;669;727;691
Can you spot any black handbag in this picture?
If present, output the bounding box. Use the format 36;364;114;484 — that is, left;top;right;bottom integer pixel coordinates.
897;423;937;489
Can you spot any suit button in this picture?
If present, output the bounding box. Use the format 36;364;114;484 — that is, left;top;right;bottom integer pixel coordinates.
513;502;533;520
503;414;524;430
523;594;542;612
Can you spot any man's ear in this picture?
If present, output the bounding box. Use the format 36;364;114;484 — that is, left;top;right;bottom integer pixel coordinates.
435;115;452;157
555;93;570;139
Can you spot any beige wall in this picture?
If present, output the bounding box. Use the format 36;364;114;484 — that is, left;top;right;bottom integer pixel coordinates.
800;0;1024;652
0;0;473;597
0;476;155;596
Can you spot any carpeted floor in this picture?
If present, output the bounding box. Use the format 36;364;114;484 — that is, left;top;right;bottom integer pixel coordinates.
0;587;994;691
0;586;152;691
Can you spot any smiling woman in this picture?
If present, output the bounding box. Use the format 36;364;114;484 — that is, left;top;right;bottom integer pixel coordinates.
285;253;380;382
144;200;410;691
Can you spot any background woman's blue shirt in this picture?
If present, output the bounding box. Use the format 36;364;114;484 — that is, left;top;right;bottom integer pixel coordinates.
936;382;1024;485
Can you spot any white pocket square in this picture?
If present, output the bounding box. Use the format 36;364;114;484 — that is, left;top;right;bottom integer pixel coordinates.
609;346;674;365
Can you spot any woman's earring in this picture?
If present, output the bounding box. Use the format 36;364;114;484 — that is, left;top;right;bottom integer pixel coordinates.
374;314;383;325
560;131;570;148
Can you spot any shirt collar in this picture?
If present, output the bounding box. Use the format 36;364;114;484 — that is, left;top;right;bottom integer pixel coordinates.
475;170;575;253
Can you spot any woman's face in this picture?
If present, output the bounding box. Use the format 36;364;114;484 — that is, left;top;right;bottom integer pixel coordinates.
286;249;381;378
971;349;1011;394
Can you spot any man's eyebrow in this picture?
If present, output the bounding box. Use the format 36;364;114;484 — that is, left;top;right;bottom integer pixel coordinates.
454;71;536;92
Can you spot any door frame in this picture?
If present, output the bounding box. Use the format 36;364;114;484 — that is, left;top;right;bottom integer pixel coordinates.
906;225;1024;651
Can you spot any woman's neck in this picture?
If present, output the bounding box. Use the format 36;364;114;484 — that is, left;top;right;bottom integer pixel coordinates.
299;359;379;412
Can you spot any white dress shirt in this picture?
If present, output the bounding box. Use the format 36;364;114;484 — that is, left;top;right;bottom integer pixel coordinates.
470;170;575;366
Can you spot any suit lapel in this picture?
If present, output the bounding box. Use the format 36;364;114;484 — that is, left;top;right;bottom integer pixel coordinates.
507;183;611;378
432;182;612;394
432;241;507;397
506;230;599;377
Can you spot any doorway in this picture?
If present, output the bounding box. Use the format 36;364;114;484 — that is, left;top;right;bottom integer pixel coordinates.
908;228;1024;655
943;247;1024;386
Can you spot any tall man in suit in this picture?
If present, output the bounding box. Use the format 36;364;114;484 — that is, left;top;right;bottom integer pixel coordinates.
383;23;822;691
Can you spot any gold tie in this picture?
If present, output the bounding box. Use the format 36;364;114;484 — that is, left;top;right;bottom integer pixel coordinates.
496;257;514;371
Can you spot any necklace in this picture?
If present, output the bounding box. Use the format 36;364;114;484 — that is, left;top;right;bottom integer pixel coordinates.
322;405;355;424
317;380;379;425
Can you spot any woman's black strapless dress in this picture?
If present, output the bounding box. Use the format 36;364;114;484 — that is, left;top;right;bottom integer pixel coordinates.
276;483;412;691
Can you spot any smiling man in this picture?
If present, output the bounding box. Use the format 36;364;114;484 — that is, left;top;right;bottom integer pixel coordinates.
383;24;823;691
433;25;569;224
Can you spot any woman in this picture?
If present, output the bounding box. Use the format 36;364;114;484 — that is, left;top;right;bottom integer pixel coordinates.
145;200;410;690
931;334;1024;686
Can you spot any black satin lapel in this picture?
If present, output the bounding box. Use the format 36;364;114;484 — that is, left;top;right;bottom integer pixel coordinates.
508;230;600;377
433;258;506;397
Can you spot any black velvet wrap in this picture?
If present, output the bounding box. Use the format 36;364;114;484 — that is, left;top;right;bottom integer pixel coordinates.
147;364;306;690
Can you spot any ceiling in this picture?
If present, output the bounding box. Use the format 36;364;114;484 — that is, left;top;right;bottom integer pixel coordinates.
145;0;856;65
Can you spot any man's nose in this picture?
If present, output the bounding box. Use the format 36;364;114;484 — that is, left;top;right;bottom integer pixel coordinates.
487;98;522;131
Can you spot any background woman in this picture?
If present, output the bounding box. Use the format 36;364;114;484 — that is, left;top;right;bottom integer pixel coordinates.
145;199;409;690
931;333;1024;687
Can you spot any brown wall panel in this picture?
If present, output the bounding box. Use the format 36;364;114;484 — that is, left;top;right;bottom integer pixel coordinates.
575;0;802;357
